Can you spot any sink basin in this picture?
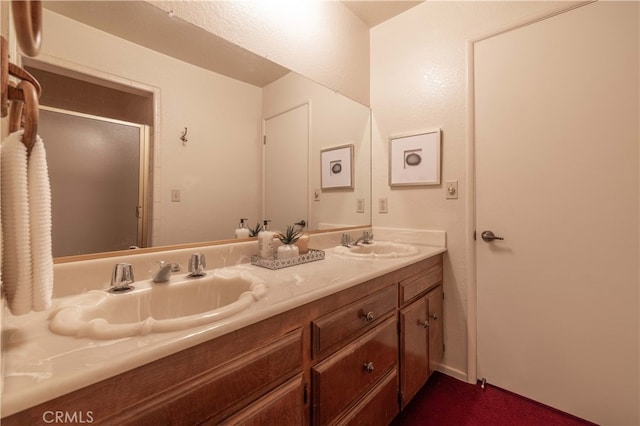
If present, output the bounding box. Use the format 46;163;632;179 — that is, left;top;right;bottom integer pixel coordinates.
334;241;419;259
48;269;267;339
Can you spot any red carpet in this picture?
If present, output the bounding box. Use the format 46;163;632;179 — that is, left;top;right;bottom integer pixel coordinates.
391;372;597;426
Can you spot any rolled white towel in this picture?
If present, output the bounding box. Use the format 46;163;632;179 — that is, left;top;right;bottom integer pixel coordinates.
1;130;32;315
28;136;53;312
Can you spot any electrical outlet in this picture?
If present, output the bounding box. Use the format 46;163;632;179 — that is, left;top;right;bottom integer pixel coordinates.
171;189;181;202
356;198;365;213
378;197;388;213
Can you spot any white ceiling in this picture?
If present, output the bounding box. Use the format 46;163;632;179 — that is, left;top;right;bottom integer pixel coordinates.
43;1;423;88
342;1;423;28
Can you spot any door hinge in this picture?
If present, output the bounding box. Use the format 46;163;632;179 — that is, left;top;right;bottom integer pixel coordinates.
303;383;308;404
136;205;142;219
263;135;267;145
473;230;476;241
398;390;403;406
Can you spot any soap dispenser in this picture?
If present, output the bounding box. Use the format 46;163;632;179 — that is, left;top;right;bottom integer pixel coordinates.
235;218;250;239
258;220;274;258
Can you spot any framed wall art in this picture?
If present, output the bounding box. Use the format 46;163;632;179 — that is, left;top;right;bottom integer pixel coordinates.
389;129;441;186
321;144;354;189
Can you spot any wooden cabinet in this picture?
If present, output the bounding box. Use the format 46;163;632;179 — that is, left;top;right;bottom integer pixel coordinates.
399;295;430;409
427;285;444;373
398;262;444;409
3;254;444;426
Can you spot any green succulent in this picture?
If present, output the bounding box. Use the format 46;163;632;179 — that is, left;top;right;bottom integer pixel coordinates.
277;225;302;245
248;222;263;237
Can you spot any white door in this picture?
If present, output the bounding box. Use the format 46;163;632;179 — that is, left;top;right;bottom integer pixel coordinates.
264;104;309;233
475;3;638;425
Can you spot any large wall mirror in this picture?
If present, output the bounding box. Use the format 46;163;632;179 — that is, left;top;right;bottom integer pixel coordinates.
28;1;371;259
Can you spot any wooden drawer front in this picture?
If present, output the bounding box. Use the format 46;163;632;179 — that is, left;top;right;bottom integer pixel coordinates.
312;317;398;425
334;367;399;426
115;329;303;425
312;285;396;357
400;264;442;305
217;374;304;426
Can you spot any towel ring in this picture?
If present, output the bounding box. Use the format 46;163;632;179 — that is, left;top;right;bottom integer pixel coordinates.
11;0;42;57
9;80;39;153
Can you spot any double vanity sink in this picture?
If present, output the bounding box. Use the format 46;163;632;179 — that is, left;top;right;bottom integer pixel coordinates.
1;231;446;419
47;241;418;340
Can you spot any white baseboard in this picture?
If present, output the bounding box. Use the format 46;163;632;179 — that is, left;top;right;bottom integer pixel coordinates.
434;363;473;384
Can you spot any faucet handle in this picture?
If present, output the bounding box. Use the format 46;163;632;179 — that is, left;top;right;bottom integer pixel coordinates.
111;263;134;292
188;253;206;277
341;233;353;247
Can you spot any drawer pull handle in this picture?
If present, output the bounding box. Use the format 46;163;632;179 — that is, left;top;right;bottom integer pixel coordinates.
364;311;375;323
363;362;375;373
418;319;430;328
430;313;438;320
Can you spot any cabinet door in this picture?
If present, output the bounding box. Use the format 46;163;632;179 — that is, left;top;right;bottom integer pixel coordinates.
427;286;444;374
399;296;429;409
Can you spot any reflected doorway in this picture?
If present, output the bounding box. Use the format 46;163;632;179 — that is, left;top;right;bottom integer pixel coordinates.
39;107;150;257
263;103;309;233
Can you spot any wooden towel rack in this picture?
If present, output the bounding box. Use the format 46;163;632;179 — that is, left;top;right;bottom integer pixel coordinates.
0;0;43;154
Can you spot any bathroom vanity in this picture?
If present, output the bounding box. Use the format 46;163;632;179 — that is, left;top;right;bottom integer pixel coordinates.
1;239;444;425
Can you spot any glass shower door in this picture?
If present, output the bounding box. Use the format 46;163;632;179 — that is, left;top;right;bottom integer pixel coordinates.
39;107;149;257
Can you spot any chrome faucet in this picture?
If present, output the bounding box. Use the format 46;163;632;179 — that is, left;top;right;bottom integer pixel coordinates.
341;231;374;247
341;233;354;247
187;253;206;278
353;231;374;246
152;261;181;283
110;263;135;292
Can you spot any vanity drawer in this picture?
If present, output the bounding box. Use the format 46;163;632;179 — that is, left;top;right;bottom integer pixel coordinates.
399;263;442;305
312;284;396;358
216;374;304;426
312;317;397;425
117;328;303;425
334;367;399;426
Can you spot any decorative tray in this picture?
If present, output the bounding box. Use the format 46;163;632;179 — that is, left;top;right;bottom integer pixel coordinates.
251;249;325;270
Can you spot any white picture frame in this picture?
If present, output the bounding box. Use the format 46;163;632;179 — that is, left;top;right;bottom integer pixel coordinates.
389;129;441;186
321;144;354;190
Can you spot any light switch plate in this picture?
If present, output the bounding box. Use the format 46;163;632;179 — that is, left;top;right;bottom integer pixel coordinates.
171;189;181;202
445;181;458;199
356;198;365;213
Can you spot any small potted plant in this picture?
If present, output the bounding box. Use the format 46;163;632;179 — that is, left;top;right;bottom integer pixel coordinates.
277;225;302;259
248;222;263;237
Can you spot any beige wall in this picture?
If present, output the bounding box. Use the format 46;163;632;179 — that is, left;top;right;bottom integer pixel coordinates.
149;0;371;106
370;1;584;379
36;10;263;247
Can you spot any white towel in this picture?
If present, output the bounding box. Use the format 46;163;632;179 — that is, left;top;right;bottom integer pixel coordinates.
28;137;53;311
1;130;53;315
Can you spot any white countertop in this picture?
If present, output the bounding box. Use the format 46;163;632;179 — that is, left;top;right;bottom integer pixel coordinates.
1;242;445;417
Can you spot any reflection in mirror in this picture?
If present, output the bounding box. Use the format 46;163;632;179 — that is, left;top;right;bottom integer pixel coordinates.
30;2;370;259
